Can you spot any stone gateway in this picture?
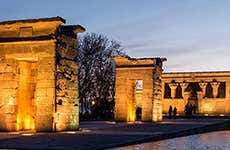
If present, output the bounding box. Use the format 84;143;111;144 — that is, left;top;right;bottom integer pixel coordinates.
0;17;85;131
113;56;166;122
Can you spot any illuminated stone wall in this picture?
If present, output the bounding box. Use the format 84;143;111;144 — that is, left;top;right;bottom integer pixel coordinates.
162;72;230;116
113;56;165;122
55;31;81;131
0;17;84;131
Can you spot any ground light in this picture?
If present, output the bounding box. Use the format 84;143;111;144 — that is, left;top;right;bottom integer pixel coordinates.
21;133;35;136
105;121;116;124
60;131;79;134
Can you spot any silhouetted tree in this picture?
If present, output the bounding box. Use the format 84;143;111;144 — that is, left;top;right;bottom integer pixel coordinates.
77;33;125;120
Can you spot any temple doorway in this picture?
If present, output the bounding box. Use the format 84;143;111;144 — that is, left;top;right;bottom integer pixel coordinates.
185;82;201;114
126;80;143;122
135;80;143;121
16;61;37;131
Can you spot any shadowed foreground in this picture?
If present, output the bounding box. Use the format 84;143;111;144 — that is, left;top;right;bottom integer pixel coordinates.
0;118;229;150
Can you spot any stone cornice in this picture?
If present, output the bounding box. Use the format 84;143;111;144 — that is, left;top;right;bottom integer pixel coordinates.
0;16;65;25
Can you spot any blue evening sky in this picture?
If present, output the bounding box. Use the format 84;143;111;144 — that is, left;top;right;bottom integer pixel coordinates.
1;0;230;72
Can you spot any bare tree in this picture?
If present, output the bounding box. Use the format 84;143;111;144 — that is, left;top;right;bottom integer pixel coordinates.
77;33;125;120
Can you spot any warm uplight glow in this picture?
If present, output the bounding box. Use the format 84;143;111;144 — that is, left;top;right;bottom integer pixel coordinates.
16;115;20;131
152;114;158;122
129;111;135;122
16;61;36;131
127;98;135;122
91;100;96;105
24;116;35;130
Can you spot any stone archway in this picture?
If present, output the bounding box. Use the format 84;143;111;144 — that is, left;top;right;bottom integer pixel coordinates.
113;56;166;122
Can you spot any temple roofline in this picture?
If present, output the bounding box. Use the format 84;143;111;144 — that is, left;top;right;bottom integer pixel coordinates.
163;71;230;74
162;71;230;79
115;55;166;61
0;16;66;25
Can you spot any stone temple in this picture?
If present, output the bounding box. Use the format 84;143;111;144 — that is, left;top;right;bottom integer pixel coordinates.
0;17;230;132
162;71;230;116
0;17;85;131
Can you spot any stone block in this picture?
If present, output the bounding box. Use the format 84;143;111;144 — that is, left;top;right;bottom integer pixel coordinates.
36;80;55;88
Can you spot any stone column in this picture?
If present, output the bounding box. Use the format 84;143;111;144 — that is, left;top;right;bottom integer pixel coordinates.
184;91;190;104
168;83;178;99
211;82;220;98
152;66;163;122
198;82;207;97
180;83;188;98
196;91;203;113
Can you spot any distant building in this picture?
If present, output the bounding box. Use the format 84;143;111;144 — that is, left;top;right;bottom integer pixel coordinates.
0;17;85;131
162;71;230;116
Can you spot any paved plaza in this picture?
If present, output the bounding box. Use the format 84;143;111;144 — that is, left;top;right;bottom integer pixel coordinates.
0;118;229;150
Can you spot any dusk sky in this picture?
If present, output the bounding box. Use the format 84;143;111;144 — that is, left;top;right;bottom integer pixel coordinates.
1;0;230;72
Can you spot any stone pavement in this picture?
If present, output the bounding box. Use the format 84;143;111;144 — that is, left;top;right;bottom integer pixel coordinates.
0;118;229;150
